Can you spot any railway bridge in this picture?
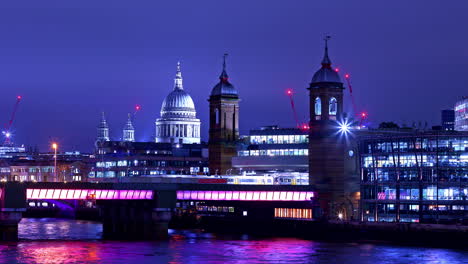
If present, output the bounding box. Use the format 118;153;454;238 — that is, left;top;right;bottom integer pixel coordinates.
0;182;314;241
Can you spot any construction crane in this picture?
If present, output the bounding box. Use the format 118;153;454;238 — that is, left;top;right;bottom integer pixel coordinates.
344;73;358;115
133;104;141;119
285;89;309;130
3;95;22;146
343;73;368;128
286;89;300;128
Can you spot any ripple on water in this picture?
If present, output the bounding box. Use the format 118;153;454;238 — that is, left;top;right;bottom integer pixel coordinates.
0;218;464;264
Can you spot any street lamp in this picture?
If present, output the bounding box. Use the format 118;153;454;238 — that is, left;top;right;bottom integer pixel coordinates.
52;143;58;182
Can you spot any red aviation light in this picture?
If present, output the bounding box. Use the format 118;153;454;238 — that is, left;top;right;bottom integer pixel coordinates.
334;68;339;72
300;123;310;131
135;105;141;111
345;74;350;79
361;112;368;118
17;95;22;100
286;89;293;96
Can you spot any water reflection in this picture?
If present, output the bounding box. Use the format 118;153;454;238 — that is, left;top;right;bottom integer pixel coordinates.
19;218;102;240
0;218;465;264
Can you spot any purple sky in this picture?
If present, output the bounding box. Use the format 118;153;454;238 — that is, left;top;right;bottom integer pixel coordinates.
0;1;467;151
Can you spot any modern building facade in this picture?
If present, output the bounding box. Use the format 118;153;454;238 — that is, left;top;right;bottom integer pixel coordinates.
455;97;468;131
155;62;201;144
90;141;209;181
209;55;240;175
0;145;26;159
0;152;90;182
441;109;455;131
359;131;468;224
232;126;309;175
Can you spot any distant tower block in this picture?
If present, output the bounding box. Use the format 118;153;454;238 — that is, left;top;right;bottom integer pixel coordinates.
123;113;135;142
308;37;353;219
97;112;110;142
208;54;240;175
155;62;201;144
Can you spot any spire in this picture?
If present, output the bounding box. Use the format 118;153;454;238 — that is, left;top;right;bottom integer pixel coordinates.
321;35;332;67
97;112;110;142
100;112;108;128
219;53;229;82
174;61;183;90
123;113;135;142
124;113;134;130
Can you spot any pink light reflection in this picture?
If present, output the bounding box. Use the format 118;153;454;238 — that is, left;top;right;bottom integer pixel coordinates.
59;190;67;199
176;190;315;202
176;191;184;200
26;189;154;200
219;191;226;200
52;189;60;199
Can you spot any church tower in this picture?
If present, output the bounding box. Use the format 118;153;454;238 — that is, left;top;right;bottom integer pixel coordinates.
308;37;350;219
97;112;110;142
208;54;239;175
123;113;135;142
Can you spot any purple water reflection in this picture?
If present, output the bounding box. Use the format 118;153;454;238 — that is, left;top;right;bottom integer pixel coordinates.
0;219;465;264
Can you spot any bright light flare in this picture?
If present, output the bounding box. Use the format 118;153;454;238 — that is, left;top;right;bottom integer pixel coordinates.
135;105;141;111
360;112;368;118
52;143;58;150
338;120;352;134
334;68;339;72
344;74;350;79
286;89;293;96
340;123;350;133
5;132;11;138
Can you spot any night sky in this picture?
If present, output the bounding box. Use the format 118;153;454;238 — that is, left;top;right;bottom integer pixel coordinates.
0;1;467;151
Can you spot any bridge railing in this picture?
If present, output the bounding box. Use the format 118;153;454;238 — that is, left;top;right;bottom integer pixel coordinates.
176;190;314;201
26;189;154;200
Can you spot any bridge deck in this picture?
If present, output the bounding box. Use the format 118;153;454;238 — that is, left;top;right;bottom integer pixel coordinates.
2;182;315;201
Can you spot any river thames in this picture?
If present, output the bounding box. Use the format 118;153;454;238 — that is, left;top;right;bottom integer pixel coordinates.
0;218;465;264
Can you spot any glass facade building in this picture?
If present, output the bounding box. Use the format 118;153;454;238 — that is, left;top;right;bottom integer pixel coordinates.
359;131;468;224
232;126;309;176
441;109;455;131
455;97;468;131
90;141;208;181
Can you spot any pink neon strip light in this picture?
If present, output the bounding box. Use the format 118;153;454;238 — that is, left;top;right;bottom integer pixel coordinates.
26;189;154;200
176;190;314;201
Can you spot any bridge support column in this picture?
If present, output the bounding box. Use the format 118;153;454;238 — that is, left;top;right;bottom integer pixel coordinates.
0;210;23;241
152;208;172;240
99;201;173;240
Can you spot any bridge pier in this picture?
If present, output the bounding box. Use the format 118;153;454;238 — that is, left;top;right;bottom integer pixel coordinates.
152;208;172;240
0;183;26;241
0;210;23;241
99;201;174;240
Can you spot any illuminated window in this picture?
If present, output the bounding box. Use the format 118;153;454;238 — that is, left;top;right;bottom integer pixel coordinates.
274;208;312;219
329;97;337;115
315;97;321;116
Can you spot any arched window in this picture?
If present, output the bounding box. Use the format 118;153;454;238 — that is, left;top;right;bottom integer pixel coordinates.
329;97;337;116
314;97;322;116
215;109;220;124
